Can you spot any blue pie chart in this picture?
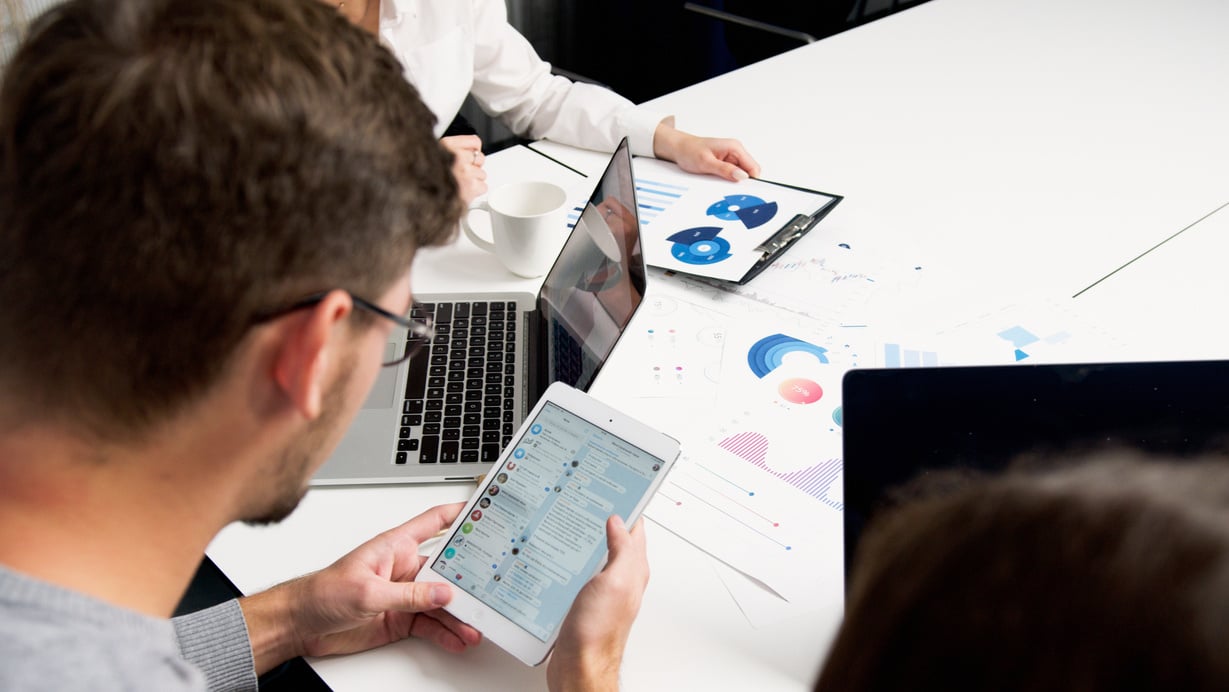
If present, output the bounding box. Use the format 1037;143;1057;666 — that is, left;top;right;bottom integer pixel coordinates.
707;195;779;230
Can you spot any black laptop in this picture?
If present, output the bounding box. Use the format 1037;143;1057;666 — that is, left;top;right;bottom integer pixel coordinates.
841;360;1229;575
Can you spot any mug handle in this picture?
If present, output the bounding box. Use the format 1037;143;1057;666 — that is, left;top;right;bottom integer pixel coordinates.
461;200;497;254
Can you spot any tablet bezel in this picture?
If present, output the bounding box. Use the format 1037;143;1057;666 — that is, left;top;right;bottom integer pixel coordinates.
416;381;680;666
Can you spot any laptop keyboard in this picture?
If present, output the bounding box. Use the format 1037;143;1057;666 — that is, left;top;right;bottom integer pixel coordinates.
395;300;518;465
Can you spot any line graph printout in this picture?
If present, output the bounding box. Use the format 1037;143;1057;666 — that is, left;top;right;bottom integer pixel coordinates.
648;441;842;604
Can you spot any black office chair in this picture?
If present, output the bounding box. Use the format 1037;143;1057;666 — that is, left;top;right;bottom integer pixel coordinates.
684;1;927;67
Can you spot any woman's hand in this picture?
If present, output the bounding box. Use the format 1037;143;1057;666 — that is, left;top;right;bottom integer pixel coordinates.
441;134;488;204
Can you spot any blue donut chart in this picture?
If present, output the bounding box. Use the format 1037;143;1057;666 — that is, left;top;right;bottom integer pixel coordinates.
668;226;732;265
707;195;780;229
747;334;830;378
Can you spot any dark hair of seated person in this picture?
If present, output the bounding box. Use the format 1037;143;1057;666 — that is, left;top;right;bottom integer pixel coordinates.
815;454;1229;691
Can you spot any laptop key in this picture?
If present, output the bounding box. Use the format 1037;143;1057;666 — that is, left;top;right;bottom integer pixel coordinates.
442;429;460;442
406;414;422;426
473;302;487;316
502;435;511;447
460;450;480;463
482;430;500;443
481;444;500;462
446;382;464;393
502;423;514;436
404;399;424;414
454;303;469;318
440;441;459;462
426;399;443;411
428;376;445;388
482;419;501;431
404;351;428;399
444;416;461;428
427;387;444;399
446;393;463;404
418;436;439;463
506;301;516;312
445;405;462;416
397;439;412;452
423;423;441;435
463;413;480;425
395;452;408;465
434;303;452;323
398;427;411;439
464;401;481;413
425;411;442;423
502;410;514;423
463;424;481;438
461;438;479;450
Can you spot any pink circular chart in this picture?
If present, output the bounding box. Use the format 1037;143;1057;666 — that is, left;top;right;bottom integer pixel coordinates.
778;377;823;404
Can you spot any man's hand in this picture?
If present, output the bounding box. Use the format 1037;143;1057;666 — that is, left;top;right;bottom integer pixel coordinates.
653;122;762;182
547;515;649;692
240;503;482;674
441;134;488;204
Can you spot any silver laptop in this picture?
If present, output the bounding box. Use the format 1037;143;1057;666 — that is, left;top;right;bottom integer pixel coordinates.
313;138;646;485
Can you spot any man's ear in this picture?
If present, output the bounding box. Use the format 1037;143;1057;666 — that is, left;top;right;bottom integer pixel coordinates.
271;291;353;420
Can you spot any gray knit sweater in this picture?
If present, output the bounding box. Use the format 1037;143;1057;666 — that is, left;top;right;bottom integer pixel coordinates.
0;563;257;691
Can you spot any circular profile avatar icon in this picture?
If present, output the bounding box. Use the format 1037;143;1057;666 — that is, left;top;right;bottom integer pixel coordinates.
461;523;474;534
470;510;483;521
488;485;500;497
479;497;491;509
513;448;526;459
507;461;517;471
652;463;661;472
497;472;509;483
530;424;543;435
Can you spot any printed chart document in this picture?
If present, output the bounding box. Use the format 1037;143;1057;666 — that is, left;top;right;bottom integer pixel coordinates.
633;158;841;283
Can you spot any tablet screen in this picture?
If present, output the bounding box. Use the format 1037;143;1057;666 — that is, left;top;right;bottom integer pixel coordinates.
430;401;665;640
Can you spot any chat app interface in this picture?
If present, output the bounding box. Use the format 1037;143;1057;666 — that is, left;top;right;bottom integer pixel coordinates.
432;402;663;641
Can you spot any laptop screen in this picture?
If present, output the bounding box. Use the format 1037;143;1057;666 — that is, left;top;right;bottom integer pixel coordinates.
840;360;1229;576
537;138;645;391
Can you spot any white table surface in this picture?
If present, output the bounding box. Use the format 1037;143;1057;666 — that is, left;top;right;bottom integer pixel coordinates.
208;0;1229;688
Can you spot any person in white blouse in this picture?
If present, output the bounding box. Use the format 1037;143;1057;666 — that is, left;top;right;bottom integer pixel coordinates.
328;0;762;202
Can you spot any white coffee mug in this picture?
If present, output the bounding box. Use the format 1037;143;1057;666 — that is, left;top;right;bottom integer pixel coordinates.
461;181;570;278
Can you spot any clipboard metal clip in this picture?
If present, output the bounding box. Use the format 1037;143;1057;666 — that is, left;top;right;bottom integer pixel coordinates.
754;214;813;256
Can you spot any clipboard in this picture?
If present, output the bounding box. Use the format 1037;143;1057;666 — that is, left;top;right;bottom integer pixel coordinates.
629;157;843;284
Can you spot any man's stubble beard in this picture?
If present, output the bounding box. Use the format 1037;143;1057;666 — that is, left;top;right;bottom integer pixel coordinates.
243;359;354;526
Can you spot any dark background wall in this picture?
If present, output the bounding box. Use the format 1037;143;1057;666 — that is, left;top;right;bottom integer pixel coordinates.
470;0;930;148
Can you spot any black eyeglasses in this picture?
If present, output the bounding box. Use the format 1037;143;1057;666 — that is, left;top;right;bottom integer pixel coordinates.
256;291;434;367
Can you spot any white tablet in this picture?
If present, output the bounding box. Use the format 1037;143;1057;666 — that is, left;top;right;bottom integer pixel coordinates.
417;381;680;665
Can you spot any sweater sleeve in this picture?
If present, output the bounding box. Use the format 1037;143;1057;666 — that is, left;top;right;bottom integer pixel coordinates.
172;600;258;692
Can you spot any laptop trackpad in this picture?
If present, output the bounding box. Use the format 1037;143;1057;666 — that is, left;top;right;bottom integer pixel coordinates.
361;343;398;410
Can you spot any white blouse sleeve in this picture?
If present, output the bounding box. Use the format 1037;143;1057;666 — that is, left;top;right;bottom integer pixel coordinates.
466;0;667;157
